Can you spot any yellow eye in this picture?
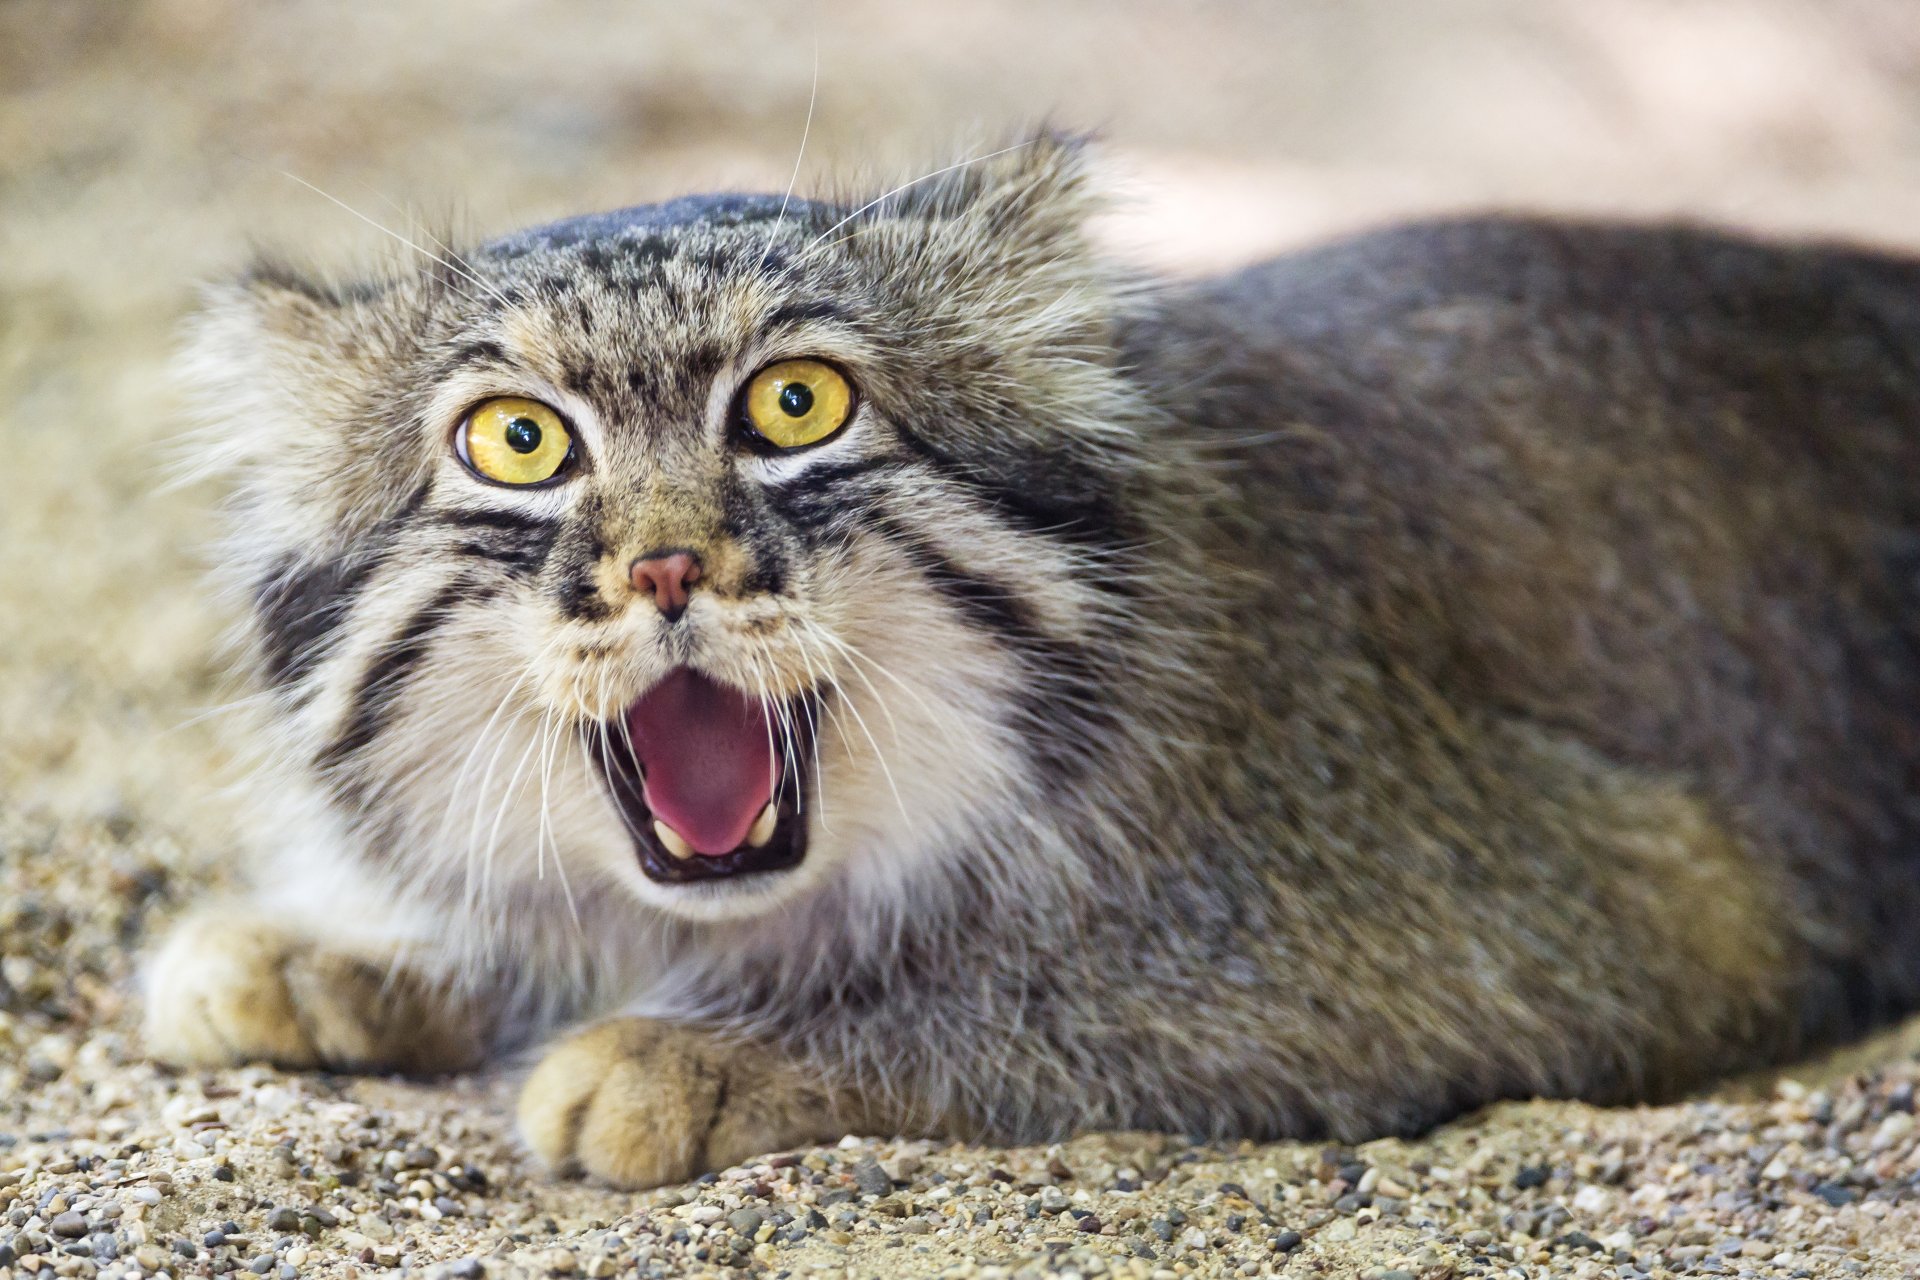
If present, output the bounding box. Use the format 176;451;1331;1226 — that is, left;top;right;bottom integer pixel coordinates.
741;359;854;449
458;397;573;486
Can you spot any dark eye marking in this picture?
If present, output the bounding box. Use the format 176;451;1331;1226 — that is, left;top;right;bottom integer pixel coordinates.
869;515;1041;643
890;423;1131;549
449;535;555;576
446;339;509;369
426;508;559;576
431;507;556;536
758;458;901;532
760;456;897;495
547;524;613;622
316;578;490;772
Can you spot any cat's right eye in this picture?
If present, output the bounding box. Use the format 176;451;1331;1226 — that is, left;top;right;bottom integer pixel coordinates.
456;397;575;487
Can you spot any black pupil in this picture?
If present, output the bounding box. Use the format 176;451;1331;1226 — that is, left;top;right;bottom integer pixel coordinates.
504;417;542;454
778;382;814;418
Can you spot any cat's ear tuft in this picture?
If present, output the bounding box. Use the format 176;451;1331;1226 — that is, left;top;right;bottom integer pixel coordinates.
864;128;1106;267
174;258;408;482
181;255;413;399
214;257;386;343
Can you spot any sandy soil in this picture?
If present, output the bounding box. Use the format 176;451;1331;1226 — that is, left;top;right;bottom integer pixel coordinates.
6;1;1920;1276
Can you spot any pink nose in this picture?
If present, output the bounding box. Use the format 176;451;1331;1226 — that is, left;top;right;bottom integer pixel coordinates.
629;551;702;620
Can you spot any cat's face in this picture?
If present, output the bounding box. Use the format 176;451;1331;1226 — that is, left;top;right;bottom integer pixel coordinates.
189;139;1160;923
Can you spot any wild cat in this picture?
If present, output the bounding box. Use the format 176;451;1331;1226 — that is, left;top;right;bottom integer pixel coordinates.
145;134;1920;1188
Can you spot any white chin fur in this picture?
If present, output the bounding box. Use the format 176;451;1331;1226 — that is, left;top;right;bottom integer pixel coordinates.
611;840;838;922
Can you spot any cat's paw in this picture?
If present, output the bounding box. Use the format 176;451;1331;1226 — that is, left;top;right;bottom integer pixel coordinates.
518;1019;844;1189
142;910;479;1075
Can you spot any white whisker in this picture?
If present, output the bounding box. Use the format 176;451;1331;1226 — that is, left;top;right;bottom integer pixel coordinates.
758;36;820;270
800;141;1035;260
277;171;513;309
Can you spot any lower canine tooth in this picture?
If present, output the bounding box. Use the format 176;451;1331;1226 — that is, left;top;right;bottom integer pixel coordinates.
746;802;778;848
653;820;696;860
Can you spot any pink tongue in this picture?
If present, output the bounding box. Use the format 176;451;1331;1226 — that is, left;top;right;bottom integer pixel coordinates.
624;669;776;856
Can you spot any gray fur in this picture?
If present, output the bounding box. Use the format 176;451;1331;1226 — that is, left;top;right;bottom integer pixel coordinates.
159;135;1920;1160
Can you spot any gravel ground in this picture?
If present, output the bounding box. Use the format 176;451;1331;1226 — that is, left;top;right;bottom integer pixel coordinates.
4;810;1920;1280
9;2;1920;1277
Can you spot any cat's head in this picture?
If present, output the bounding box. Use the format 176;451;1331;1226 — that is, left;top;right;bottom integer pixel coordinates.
184;134;1174;925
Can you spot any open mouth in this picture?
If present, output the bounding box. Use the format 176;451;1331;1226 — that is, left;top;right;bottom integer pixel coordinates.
591;667;818;884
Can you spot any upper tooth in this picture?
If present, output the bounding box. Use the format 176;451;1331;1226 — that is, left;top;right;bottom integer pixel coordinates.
746;802;778;848
653;820;696;860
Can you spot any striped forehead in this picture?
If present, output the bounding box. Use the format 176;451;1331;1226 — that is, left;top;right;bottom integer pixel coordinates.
459;195;854;451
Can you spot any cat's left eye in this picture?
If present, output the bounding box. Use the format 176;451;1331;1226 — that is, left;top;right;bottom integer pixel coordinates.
456;397;575;487
738;359;855;450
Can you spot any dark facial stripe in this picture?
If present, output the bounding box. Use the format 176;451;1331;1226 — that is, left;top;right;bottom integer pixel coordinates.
713;476;795;597
255;551;385;688
448;536;553;576
316;580;480;771
431;507;557;536
890;425;1131;550
866;514;1119;788
425;506;562;576
870;515;1041;641
758;457;901;535
547;521;613;621
253;481;433;689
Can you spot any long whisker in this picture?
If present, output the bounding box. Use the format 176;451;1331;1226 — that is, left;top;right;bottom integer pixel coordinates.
802;619;943;728
759;36;820;270
442;665;539;922
483;719;546;884
536;703;583;931
277;171;513;309
365;189;495;301
782;626;834;835
793;626;910;832
158;688;283;739
440;660;541;850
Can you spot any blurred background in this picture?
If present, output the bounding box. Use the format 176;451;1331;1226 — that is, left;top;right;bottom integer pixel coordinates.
6;0;1920;1041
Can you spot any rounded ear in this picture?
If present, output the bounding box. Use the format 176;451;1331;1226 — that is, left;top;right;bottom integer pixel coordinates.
176;264;357;477
877;129;1101;256
174;260;431;547
825;129;1109;279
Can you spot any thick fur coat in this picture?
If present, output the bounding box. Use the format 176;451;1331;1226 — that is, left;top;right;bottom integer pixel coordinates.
145;137;1920;1186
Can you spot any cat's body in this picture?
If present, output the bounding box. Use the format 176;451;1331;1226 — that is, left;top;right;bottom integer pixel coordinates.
146;139;1920;1187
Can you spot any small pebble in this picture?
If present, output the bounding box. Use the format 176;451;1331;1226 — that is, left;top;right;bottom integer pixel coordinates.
1513;1164;1551;1189
852;1155;892;1197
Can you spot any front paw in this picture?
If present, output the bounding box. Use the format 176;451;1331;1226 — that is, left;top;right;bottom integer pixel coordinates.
142;910;478;1075
517;1019;846;1189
